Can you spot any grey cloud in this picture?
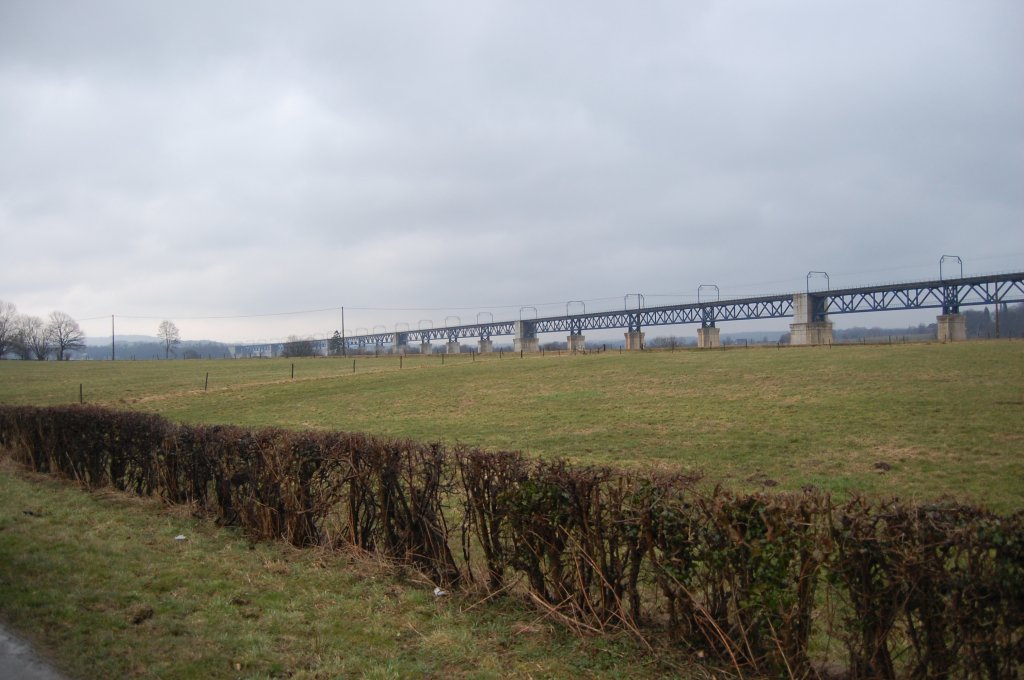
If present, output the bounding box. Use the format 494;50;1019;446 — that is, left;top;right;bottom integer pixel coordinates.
1;1;1021;341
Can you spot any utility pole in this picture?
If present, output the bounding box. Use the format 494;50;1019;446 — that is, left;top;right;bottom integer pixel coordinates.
111;315;115;361
341;306;346;356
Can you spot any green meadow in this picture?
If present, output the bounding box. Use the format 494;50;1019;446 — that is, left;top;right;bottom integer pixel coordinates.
1;340;1023;679
2;341;1022;509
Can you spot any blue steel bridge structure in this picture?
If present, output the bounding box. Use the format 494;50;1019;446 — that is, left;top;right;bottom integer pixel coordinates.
231;271;1024;358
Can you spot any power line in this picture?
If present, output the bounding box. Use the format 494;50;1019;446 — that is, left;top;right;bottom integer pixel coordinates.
91;297;634;320
114;306;341;320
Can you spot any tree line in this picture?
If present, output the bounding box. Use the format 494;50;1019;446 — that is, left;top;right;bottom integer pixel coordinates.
0;301;86;360
827;303;1024;342
963;302;1024;338
0;300;193;360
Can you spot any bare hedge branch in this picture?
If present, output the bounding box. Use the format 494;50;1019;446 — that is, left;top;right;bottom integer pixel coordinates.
0;404;1020;679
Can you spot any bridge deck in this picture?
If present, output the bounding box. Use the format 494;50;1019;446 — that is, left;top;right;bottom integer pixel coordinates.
233;271;1024;353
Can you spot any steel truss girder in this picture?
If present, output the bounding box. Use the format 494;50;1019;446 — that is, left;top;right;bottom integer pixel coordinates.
405;322;517;344
232;272;1023;354
527;295;797;334
822;273;1024;316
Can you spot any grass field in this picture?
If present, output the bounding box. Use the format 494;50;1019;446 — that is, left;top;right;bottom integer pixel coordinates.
2;341;1022;510
1;340;1022;679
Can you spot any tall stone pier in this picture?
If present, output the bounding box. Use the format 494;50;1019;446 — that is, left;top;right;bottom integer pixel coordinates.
697;326;720;348
478;338;494;353
567;335;586;352
937;314;966;342
789;293;833;346
420;341;432;355
394;332;409;355
446;341;461;354
514;320;540;353
624;331;645;350
514;337;539;352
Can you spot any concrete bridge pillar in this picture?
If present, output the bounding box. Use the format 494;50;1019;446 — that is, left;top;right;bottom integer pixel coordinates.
514;337;539;353
478;338;494;353
514;320;539;353
789;293;833;346
394;333;409;355
420;341;432;355
790;323;833;346
937;314;966;342
624;331;645;350
567;335;586;353
446;341;461;354
697;326;720;348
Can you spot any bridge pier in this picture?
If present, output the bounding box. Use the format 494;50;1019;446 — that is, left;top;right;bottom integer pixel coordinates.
697;326;720;348
446;341;461;354
514;320;539;353
514;337;539;353
420;341;432;355
937;314;966;342
789;293;833;346
394;333;408;355
790;322;833;346
478;338;493;353
624;331;645;350
567;335;586;353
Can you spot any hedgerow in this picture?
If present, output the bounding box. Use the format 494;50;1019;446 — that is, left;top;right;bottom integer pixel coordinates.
0;404;1020;678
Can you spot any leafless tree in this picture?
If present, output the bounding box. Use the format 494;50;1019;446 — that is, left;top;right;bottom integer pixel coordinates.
0;300;18;358
157;320;181;359
281;335;318;357
46;311;85;360
19;315;51;360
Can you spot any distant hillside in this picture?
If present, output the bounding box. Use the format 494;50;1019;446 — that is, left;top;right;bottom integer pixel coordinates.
85;335;158;346
78;339;231;360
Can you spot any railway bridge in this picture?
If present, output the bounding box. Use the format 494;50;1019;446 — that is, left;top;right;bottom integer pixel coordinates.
232;270;1024;357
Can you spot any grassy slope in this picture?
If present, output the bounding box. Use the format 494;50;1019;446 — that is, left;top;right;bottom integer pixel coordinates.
2;342;1021;509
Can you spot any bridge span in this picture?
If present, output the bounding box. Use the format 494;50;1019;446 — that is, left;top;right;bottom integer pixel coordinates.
232;271;1024;357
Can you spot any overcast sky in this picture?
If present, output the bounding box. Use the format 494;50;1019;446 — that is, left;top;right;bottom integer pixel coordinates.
1;1;1022;344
